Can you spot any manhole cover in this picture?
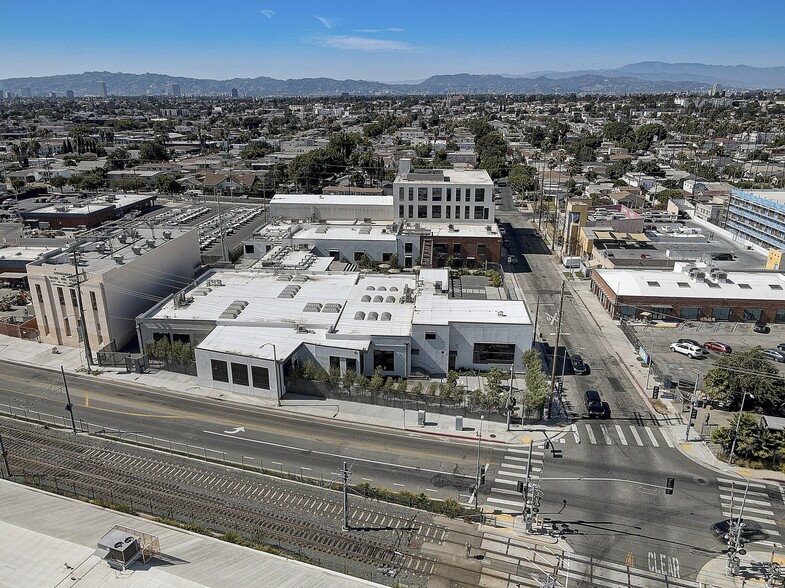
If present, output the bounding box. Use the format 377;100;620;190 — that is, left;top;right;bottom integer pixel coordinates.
693;476;709;485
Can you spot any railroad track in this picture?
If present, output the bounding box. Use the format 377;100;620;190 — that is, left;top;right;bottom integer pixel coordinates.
1;418;441;584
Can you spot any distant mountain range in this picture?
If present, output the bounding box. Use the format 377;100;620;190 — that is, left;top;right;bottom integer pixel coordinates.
1;62;783;97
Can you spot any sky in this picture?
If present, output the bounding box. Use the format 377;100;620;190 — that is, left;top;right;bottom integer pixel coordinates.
3;0;785;82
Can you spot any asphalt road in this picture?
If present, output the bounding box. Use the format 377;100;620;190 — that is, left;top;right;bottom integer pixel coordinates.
0;361;479;501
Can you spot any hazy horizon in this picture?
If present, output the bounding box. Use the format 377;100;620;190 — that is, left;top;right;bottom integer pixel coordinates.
4;0;785;82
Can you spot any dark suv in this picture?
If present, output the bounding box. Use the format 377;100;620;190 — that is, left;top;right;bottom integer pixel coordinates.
585;390;605;418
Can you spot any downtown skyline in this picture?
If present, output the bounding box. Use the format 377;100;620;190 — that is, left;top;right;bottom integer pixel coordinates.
4;0;785;82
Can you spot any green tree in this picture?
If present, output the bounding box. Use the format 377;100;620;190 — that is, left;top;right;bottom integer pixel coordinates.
602;121;633;142
341;369;357;392
369;367;385;391
635;123;667;149
239;142;274;160
155;174;182;194
49;175;67;193
702;348;783;413
139;139;169;162
508;164;539;193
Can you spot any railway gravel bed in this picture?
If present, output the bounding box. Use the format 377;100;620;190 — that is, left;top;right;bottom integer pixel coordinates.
1;417;456;586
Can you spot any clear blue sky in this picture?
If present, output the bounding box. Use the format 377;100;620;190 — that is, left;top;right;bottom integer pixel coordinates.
4;0;785;81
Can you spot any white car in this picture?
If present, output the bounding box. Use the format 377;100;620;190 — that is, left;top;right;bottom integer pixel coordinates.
670;342;705;358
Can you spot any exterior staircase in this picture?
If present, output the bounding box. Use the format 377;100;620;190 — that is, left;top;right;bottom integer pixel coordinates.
421;239;433;268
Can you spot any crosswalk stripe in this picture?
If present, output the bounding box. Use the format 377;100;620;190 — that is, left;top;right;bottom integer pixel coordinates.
585;424;597;444
645;427;659;447
721;503;774;515
492;487;525;496
661;431;675;448
495;478;518;486
718;487;770;499
507;447;543;456
719;495;772;507
486;496;526;508
758;540;784;548
498;470;531;478
717;477;768;490
504;455;542;463
500;463;531;471
722;511;777;525
600;425;613;445
615;425;628;445
629;426;643;446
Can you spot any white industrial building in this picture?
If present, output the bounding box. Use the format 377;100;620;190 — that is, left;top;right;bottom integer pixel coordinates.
28;226;201;352
137;266;531;401
269;194;394;223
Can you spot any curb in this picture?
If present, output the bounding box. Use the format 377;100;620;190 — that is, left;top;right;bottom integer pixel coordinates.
403;428;508;443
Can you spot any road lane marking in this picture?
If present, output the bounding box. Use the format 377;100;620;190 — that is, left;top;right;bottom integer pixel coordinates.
585;424;597;444
486;497;526;508
600;425;613;445
645;427;659;447
202;429;473;478
629;426;643;446
571;424;580;444
721;503;774;515
661;431;675;448
719;494;772;506
615;425;628;445
722;511;776;525
717;477;767;489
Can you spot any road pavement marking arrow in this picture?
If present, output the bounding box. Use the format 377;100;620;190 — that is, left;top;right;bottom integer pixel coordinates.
223;426;245;434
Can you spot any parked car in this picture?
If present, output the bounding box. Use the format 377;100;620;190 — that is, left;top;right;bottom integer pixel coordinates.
507;255;518;265
584;390;605;418
498;227;507;235
762;348;785;363
571;354;589;375
678;338;702;348
754;321;771;334
670;342;705;358
777;343;785;352
703;341;732;354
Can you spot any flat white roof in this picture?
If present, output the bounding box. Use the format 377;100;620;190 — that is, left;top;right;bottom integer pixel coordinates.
30;201;114;215
335;275;417;337
153;271;359;326
0;245;59;262
293;223;397;242
596;267;785;300
413;294;530;326
424;223;501;238
0;479;382;588
270;194;393;206
396;168;492;184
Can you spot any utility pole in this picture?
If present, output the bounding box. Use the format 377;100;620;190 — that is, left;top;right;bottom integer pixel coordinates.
726;479;750;577
61;365;77;434
71;244;93;373
0;432;10;478
474;415;484;509
548;282;566;419
506;364;515;431
531;295;541;348
341;461;350;531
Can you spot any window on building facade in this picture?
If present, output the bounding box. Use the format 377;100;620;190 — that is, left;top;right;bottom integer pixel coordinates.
455;206;461;219
330;356;341;370
425;332;436;340
64;317;71;337
473;206;485;220
35;284;44;303
231;362;249;386
373;349;395;372
57;287;65;306
477;244;486;256
432;187;442;201
408;187;414;201
345;358;357;373
712;307;731;321
446;188;452;201
472;343;515;364
251;365;270;389
408;205;413;218
475;188;485;201
618;305;636;317
465;206;470;219
418;187;428;201
776;309;785;323
244;244;254;254
431;205;442;219
455;188;461;201
418;205;428;218
70;289;78;307
446;206;451;219
398;187;404;201
680;307;699;320
211;359;229;383
404;242;413;253
453;243;461;255
742;308;762;321
399;205;405;218
465;189;472;201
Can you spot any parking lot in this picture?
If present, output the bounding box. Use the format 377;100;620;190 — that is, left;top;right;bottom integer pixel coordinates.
626;320;785;393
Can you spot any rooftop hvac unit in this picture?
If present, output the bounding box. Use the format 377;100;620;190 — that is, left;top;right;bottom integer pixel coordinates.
132;245;143;255
146;239;156;248
163;230;172;239
118;234;127;244
112;254;124;265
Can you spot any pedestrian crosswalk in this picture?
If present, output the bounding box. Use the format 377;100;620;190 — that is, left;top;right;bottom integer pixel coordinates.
716;477;782;549
564;422;675;449
483;445;545;513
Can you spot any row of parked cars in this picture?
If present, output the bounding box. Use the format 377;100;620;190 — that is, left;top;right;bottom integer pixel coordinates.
670;337;785;362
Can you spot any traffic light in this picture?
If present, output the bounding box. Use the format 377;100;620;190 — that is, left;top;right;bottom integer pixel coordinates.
65;402;73;413
517;480;524;493
690;407;698;421
665;477;675;495
652;386;660;399
480;465;486;486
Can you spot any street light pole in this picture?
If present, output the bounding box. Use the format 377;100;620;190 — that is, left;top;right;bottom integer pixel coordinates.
727;390;753;465
259;342;282;407
548;282;566;419
474;415;484;509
